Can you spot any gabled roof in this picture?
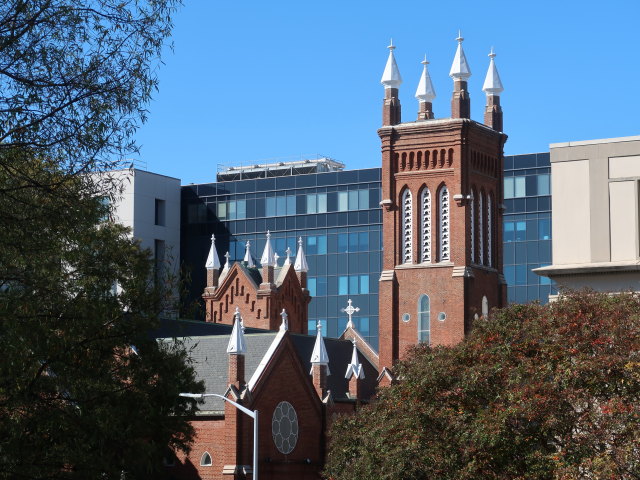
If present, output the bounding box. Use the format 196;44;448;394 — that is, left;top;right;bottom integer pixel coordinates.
154;319;378;413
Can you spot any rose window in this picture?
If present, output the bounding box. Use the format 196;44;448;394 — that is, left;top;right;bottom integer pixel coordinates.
272;401;299;454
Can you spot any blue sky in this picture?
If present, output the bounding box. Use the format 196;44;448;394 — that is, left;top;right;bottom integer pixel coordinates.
134;0;640;184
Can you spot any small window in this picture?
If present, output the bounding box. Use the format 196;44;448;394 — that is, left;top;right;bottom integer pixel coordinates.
418;295;430;344
402;313;410;323
154;198;166;226
200;452;212;467
438;312;446;322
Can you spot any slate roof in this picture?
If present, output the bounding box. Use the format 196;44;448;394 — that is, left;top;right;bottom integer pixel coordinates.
154;319;378;414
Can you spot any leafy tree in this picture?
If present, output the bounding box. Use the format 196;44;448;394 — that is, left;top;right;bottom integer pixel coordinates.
325;292;640;480
0;151;203;479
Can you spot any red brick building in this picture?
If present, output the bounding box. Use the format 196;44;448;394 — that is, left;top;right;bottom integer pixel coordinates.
158;235;377;479
160;36;507;479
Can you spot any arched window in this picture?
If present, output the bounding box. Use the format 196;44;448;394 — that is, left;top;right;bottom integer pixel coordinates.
420;188;431;263
418;294;430;344
200;452;212;467
402;189;413;264
438;186;450;261
479;191;485;265
470;188;476;263
487;194;493;267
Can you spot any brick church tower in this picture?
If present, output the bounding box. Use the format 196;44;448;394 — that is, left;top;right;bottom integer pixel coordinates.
378;36;508;370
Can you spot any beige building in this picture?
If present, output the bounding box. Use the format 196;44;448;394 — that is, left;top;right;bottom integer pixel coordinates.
535;135;640;296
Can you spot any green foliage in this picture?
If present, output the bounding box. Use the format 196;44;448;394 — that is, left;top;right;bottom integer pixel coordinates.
325;293;640;480
0;153;203;479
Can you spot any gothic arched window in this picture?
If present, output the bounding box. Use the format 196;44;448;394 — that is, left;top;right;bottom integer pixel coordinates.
418;294;430;344
420;188;431;263
200;452;212;467
479;191;485;265
438;186;450;262
470;188;476;263
402;189;413;264
487;194;493;267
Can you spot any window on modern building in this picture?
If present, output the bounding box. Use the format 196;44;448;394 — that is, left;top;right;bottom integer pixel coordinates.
418;294;430;344
537;174;550;196
420;188;431;262
307;194;317;214
515;221;526;241
402;189;412;263
154;198;165;226
337;191;348;211
538;218;551;240
438;186;450;261
504;176;526;199
188;203;206;223
200;452;212;467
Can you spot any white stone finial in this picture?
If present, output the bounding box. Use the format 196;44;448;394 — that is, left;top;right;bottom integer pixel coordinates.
345;338;364;380
279;309;289;332
381;39;403;89
415;54;436;103
205;234;221;269
284;246;292;265
274;252;280;266
341;299;360;329
482;47;504;96
260;230;276;267
243;240;255;267
310;320;330;374
227;307;247;355
294;237;309;273
449;30;472;80
222;251;231;274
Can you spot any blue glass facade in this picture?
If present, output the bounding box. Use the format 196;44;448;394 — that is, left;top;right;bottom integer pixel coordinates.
180;168;383;349
503;153;556;303
181;154;556;349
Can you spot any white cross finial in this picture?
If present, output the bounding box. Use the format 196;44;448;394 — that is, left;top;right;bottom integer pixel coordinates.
316;320;323;333
341;299;360;329
457;30;463;43
211;234;215;242
388;38;395;50
422;54;429;66
284;246;292;265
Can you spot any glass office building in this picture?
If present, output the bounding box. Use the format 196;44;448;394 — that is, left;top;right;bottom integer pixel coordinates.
503;152;556;303
181;166;383;349
181;153;556;349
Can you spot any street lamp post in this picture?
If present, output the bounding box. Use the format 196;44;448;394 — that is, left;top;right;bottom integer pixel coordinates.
180;392;258;480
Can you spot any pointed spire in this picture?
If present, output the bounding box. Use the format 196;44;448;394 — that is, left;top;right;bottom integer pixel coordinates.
284;246;292;265
222;251;231;273
279;309;289;332
449;30;472;80
205;234;221;269
243;240;255;267
227;307;247;355
260;230;276;266
294;237;308;272
381;39;403;89
345;339;365;380
415;54;436;103
310;321;330;374
482;47;504;96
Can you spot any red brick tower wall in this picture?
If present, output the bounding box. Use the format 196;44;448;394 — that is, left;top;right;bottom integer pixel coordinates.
378;118;507;370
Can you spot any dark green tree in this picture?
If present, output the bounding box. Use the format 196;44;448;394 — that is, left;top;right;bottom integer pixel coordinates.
0;151;203;479
325;292;640;480
0;1;205;478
